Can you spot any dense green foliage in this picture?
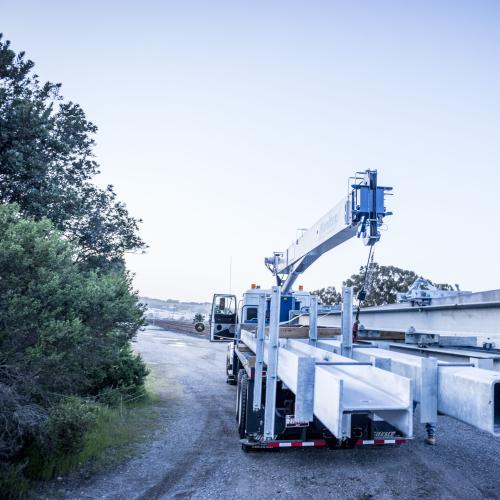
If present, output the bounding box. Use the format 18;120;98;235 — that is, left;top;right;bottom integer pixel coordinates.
0;35;149;495
343;263;419;306
0;34;145;269
313;263;453;306
193;313;205;323
0;206;147;471
311;286;342;305
35;398;99;457
26;393;159;482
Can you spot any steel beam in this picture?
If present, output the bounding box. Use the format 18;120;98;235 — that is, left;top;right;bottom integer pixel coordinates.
420;357;438;423
264;287;280;440
309;295;318;346
387;344;500;372
289;340;412;438
307;297;500;346
316;339;500;436
341;287;353;358
277;347;315;422
437;365;500;436
241;330;413;439
242;330;315;423
252;292;267;411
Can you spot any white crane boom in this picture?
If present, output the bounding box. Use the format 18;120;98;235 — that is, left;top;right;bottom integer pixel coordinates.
265;170;392;293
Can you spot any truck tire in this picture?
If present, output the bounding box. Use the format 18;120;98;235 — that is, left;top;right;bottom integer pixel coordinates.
226;345;237;385
236;369;245;421
238;372;249;439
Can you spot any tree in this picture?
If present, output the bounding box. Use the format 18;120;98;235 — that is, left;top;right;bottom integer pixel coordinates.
312;286;342;305
342;263;453;306
0;34;145;268
0;36;149;489
193;313;205;323
0;204;147;460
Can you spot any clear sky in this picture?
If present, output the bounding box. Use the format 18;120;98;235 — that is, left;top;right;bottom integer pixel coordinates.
2;1;500;302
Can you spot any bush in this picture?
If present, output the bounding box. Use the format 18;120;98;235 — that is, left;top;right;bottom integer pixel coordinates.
0;382;46;461
94;347;150;397
0;462;30;499
0;36;149;491
36;398;98;456
0;205;148;482
0;204;146;395
97;387;124;408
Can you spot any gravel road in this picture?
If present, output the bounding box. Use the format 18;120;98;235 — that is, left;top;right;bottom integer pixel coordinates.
43;326;500;499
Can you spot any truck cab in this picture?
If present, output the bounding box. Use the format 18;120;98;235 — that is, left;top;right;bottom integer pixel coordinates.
210;288;311;342
209;294;237;341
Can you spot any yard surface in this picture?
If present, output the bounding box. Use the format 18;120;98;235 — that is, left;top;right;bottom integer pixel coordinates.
41;326;500;499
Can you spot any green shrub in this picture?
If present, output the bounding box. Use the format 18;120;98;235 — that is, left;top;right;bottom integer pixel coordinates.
0;35;150;492
97;387;124;408
94;347;150;396
36;398;99;456
0;204;146;395
0;462;30;499
23;394;158;481
0;204;149;485
25;397;99;480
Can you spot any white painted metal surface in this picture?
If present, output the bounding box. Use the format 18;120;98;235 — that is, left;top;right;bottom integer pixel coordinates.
273;196;356;277
309;295;318;345
309;292;500;346
240;330;413;439
264;287;281;440
252;292;267;411
315;339;500;436
341;287;353;358
242;331;315;423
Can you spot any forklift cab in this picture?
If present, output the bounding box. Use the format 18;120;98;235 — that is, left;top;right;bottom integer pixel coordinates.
209;294;238;341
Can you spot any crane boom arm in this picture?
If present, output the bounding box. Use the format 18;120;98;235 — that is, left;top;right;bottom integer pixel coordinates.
265;170;392;293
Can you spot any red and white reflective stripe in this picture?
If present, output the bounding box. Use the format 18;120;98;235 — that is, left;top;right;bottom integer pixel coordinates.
356;439;406;446
267;440;327;448
264;439;406;448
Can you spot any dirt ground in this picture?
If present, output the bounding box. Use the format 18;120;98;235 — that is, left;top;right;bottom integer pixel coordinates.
39;326;500;499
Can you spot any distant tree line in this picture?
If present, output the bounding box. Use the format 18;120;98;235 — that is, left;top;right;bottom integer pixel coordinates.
0;34;148;493
313;263;454;306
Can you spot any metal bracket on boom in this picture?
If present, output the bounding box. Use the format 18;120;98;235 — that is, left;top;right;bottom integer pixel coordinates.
348;170;393;246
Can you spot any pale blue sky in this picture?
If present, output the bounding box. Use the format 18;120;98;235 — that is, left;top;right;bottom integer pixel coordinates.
2;1;500;301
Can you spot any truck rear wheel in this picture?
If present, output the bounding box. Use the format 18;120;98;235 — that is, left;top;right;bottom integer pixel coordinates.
238;372;249;439
226;345;237;385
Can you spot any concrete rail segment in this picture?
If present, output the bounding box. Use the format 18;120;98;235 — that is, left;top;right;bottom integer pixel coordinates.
311;339;500;437
240;329;413;439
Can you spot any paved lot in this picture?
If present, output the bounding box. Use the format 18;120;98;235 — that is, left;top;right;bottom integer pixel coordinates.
49;327;500;499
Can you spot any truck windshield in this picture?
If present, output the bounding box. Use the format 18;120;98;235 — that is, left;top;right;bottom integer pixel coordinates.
214;296;236;315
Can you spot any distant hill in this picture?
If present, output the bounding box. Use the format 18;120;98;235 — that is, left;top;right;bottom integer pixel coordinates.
140;296;211;321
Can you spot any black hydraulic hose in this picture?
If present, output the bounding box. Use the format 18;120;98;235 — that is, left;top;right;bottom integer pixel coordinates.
353;246;375;342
